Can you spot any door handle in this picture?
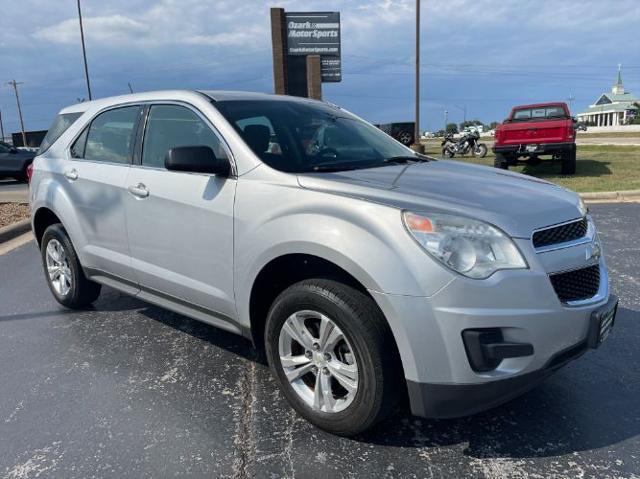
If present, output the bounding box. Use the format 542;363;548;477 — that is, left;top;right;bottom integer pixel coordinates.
128;183;149;198
64;169;78;181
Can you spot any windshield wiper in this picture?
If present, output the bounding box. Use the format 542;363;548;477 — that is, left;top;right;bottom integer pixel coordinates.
382;155;431;164
312;164;362;172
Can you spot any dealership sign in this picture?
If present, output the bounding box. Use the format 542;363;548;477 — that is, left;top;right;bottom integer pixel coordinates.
285;12;341;82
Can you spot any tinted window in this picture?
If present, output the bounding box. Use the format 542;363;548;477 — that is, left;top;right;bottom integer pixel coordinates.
83;106;140;163
70;128;89;159
512;106;567;122
40;112;83;153
142;105;229;168
0;142;11;153
215;100;412;173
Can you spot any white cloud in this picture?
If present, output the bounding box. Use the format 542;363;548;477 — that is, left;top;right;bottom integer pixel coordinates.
34;15;149;45
31;0;268;48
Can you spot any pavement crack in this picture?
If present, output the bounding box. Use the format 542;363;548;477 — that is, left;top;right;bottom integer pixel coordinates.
283;408;298;479
231;359;257;479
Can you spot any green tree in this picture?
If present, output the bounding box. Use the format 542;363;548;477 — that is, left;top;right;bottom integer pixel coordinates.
446;123;458;134
459;120;483;131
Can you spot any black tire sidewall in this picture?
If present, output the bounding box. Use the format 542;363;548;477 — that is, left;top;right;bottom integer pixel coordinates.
41;224;98;308
265;281;389;435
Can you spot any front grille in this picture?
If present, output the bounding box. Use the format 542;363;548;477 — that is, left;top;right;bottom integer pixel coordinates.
533;218;588;248
549;265;600;303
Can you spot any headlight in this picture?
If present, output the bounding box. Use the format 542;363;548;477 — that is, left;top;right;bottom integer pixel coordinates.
578;196;588;216
403;211;528;279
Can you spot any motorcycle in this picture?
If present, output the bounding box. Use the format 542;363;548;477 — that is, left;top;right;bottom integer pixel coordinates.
441;130;488;158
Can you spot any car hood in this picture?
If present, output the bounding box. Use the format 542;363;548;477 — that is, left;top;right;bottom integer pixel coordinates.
297;160;583;238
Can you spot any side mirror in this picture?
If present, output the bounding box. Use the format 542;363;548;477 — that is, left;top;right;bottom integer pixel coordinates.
165;146;230;176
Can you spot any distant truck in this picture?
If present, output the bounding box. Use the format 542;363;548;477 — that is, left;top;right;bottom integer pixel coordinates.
375;122;415;146
493;102;576;175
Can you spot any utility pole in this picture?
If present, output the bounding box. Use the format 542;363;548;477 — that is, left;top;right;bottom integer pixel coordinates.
411;0;424;153
77;0;93;100
444;109;448;132
0;107;5;142
6;80;26;147
567;93;575;113
127;82;134;94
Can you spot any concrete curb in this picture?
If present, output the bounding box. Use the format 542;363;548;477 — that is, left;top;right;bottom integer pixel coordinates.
580;190;640;202
0;219;31;244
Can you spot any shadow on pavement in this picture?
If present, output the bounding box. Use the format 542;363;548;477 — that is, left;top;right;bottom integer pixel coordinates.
68;285;640;462
521;159;612;178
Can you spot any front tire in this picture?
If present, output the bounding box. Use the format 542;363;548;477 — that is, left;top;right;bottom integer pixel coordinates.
474;143;488;158
265;279;398;436
41;224;101;309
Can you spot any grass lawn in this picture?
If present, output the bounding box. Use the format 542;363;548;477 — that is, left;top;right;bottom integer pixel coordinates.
576;131;640;139
422;144;640;193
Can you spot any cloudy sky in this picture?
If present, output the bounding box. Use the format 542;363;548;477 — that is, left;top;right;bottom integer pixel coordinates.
1;0;639;134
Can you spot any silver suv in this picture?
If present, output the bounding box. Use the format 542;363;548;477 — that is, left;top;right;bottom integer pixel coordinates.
30;91;616;436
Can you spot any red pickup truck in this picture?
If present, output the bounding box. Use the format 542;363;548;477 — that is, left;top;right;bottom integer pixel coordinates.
493;102;576;174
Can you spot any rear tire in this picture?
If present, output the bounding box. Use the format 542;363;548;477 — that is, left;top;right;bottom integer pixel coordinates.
265;279;399;436
561;148;576;175
41;224;102;309
494;152;509;169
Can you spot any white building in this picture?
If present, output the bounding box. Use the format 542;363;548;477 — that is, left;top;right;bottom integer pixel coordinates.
577;67;638;127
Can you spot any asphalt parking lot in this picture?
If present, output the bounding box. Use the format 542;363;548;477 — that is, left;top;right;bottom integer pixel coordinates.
0;203;638;478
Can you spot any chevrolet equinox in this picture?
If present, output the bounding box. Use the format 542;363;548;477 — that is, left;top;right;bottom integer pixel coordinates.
30;91;616;436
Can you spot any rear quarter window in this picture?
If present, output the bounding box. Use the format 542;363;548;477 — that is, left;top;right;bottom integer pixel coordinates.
39;112;84;153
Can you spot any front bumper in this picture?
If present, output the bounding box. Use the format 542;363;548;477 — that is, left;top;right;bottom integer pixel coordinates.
370;245;613;418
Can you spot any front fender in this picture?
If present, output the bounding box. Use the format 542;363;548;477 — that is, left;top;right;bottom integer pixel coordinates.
233;171;454;329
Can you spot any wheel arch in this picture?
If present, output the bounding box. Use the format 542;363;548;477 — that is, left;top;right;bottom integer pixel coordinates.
33;207;62;246
249;253;373;349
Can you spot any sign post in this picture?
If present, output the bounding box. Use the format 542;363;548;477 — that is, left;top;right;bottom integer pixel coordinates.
271;8;341;99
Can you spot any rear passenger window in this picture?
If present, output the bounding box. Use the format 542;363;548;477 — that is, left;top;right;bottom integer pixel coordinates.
81;106;140;163
40;112;83;153
513;109;531;120
142;105;229;168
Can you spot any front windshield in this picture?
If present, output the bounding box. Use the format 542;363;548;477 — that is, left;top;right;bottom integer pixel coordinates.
214;99;417;172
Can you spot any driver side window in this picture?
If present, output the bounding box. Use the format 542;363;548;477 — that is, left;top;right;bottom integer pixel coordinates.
142;105;229;168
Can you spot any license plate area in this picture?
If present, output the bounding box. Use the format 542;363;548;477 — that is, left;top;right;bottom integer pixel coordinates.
588;296;618;348
525;144;540;153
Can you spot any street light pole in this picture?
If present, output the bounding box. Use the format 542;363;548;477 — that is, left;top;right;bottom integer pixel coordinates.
444;109;448;132
6;80;26;147
77;0;93;100
412;0;424;153
0;107;5;142
453;104;467;124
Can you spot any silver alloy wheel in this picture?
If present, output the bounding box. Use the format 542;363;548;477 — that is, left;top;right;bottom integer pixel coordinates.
278;310;359;413
45;239;72;296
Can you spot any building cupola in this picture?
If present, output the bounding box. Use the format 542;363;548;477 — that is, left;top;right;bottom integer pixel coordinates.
612;64;625;95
